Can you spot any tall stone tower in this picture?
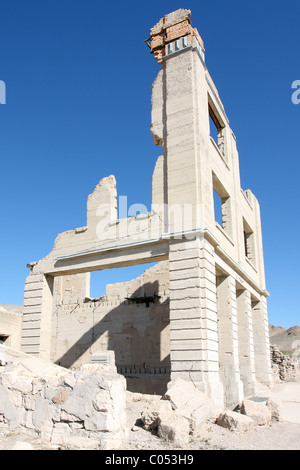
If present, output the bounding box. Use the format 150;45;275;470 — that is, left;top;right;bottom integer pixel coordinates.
148;9;272;407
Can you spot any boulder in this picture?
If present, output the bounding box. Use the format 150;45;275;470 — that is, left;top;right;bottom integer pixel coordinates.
216;410;254;432
162;378;212;433
158;412;190;445
141;400;173;430
240;399;272;426
266;398;281;421
0;345;128;449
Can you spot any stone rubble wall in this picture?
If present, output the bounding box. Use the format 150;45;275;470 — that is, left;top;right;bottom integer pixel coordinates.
270;344;300;382
0;345;127;450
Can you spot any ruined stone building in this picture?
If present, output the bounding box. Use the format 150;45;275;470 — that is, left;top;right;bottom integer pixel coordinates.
21;10;272;409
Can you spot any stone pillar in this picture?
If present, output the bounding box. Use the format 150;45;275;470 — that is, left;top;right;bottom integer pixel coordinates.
169;235;224;410
22;273;54;360
236;289;257;396
216;274;244;408
252;296;272;386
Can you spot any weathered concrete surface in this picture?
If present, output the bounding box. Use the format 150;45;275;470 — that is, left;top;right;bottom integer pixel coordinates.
0;305;22;350
20;8;272;411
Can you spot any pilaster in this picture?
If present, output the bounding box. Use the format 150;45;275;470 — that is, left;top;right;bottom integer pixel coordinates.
236;289;257;396
169;235;224;409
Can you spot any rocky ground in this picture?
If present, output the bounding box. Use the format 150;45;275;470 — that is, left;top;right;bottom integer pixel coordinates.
1;381;300;451
125;381;300;451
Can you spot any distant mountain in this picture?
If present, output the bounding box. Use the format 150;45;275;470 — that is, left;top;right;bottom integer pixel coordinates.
269;324;300;357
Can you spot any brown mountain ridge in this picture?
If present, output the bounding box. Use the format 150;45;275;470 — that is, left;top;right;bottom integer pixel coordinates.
269;324;300;356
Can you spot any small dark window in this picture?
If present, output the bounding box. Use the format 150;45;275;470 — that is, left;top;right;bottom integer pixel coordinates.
0;335;9;345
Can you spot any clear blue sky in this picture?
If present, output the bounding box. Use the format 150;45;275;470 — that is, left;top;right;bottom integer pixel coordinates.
0;0;299;328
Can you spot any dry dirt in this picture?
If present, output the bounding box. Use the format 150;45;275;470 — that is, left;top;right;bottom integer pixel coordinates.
1;381;300;451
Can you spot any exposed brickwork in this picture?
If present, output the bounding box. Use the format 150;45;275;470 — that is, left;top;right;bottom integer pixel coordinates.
149;9;204;64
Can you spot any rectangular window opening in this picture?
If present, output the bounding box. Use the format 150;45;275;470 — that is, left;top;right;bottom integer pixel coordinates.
208;101;226;159
213;173;233;239
213;189;223;227
243;218;256;266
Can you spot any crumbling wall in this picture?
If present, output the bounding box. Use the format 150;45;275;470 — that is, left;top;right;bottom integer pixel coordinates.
0;306;23;350
270;344;300;382
51;261;170;394
20;8;272;408
0;345;127;450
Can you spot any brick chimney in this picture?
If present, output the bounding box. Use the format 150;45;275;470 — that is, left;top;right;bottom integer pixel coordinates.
147;9;205;64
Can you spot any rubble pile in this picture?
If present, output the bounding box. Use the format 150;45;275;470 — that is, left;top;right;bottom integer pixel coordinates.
0;345;127;450
139;378;213;444
270;344;299;382
137;378;283;444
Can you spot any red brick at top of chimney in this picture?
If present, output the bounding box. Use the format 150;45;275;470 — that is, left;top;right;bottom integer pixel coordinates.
148;9;205;64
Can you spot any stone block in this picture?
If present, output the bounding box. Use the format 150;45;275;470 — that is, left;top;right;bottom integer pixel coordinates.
240;399;272;426
216;410;254;432
32;397;58;432
59;436;100;450
163;378;212;433
266;398;281;421
158;412;190;444
92;389;111;412
9;390;23;407
51;387;70;405
141;400;173;430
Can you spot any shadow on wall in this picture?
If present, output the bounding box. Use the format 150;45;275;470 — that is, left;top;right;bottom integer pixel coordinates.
54;281;171;395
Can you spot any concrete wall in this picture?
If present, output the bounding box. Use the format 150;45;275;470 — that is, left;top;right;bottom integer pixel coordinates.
21;9;272;407
0;306;22;350
51;262;170;394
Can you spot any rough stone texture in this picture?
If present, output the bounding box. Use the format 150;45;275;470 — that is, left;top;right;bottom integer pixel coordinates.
158;412;190;444
270;344;299;382
240;399;272;426
162;378;212;434
216;410;254;432
0;345;127;449
141;400;173;430
139;379;213;444
266;398;281;422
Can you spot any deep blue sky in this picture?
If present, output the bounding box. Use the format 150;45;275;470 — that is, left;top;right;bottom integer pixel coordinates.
0;0;299;328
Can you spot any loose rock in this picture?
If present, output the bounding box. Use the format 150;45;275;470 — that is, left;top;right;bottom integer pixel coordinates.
240;399;272;426
216;410;254;432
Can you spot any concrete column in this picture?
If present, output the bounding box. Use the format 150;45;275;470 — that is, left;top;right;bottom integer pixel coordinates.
252;296;273;386
169;235;224;410
216;274;244;408
22;273;54;360
236;289;257;396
